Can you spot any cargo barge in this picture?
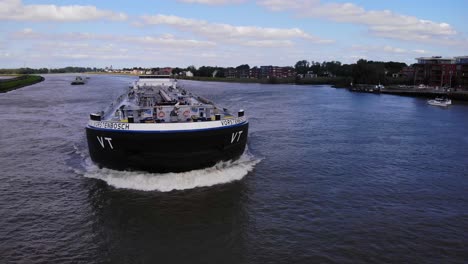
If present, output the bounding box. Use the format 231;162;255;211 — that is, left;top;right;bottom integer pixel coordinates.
85;75;248;173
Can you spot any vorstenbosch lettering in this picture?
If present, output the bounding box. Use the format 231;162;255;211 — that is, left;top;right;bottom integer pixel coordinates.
92;121;130;130
220;117;244;126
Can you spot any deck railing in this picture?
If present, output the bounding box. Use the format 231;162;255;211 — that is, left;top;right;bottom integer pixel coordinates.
102;88;131;119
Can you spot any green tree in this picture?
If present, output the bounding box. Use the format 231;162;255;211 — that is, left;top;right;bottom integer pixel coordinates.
235;64;250;70
198;66;217;77
310;61;321;75
294;60;310;75
187;65;197;75
352;59;386;84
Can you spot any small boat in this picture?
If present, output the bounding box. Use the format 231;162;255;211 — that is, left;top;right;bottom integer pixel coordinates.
71;76;86;85
427;97;452;107
85;75;248;173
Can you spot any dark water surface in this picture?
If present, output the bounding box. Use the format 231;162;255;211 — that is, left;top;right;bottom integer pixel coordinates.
1;74;467;263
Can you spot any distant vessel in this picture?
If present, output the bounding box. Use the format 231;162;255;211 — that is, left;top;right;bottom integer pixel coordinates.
85;75;248;173
428;97;452;107
71;76;86;85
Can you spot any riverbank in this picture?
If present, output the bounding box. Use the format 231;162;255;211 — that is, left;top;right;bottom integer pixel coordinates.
381;88;468;101
347;84;468;101
177;76;352;86
0;75;44;93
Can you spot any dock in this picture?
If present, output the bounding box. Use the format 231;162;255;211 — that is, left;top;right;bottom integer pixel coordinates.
349;85;468;101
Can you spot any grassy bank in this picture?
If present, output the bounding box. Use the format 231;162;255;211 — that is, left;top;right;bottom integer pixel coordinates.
0;75;44;93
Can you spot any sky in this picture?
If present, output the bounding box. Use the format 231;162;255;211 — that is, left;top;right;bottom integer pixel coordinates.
0;0;467;68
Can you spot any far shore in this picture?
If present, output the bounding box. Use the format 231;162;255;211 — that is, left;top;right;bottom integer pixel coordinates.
0;75;44;93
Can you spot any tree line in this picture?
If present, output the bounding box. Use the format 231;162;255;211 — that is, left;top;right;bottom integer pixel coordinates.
294;59;408;84
171;59;409;85
1;59;410;85
0;67;101;74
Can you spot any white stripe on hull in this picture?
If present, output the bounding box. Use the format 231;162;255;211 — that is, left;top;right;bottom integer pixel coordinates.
88;116;247;131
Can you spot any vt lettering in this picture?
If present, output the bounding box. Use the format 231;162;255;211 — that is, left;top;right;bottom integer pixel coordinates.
97;136;114;149
231;131;243;143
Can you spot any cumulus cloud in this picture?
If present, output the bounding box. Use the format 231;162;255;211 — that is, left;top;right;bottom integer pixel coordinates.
178;0;246;4
349;45;432;61
413;49;428;54
7;26;329;67
140;14;334;46
0;0;127;21
126;36;216;48
12;28;113;42
258;0;460;45
11;28;216;50
6;28;223;67
351;45;407;54
243;40;294;47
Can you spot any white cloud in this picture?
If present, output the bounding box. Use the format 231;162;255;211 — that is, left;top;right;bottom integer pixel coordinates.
140;14;333;45
12;28;112;42
12;28;43;39
0;0;127;21
126;36;216;48
258;0;461;45
11;28;215;49
178;0;246;5
6;27;330;67
351;45;412;54
0;52;11;58
347;45;434;63
382;46;406;54
8;28;219;66
413;49;428;54
243;40;294;47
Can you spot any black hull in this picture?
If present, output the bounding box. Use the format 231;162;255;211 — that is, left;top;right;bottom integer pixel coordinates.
86;123;248;173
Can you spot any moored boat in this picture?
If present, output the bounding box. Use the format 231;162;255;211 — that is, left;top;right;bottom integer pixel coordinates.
85;75;249;173
427;97;452;107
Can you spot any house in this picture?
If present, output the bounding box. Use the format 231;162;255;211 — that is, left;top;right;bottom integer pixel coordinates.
181;71;194;77
304;71;317;78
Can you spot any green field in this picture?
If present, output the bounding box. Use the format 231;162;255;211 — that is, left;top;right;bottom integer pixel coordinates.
0;75;44;93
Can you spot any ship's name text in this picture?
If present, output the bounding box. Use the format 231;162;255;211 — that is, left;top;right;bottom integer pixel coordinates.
220;117;244;126
93;121;130;130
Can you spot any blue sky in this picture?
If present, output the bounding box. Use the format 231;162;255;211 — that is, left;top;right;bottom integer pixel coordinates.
0;0;467;68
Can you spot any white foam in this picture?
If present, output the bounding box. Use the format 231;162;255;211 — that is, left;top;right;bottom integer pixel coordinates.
82;153;260;192
73;144;88;159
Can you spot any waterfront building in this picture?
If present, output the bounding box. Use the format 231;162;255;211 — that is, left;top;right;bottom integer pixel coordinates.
259;66;295;79
180;71;193;77
304;71;317;78
413;56;468;89
413;56;456;88
227;65;295;79
237;69;250;78
226;68;236;78
280;67;296;78
157;67;172;75
400;67;415;79
454;56;468;89
249;67;260;79
225;67;249;78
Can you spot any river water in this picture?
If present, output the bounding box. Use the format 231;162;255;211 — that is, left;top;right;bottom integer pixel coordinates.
1;74;467;263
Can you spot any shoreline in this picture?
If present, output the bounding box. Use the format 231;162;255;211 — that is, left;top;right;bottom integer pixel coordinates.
0;75;45;93
158;76;468;101
83;73;468;101
347;84;468;101
176;75;352;86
